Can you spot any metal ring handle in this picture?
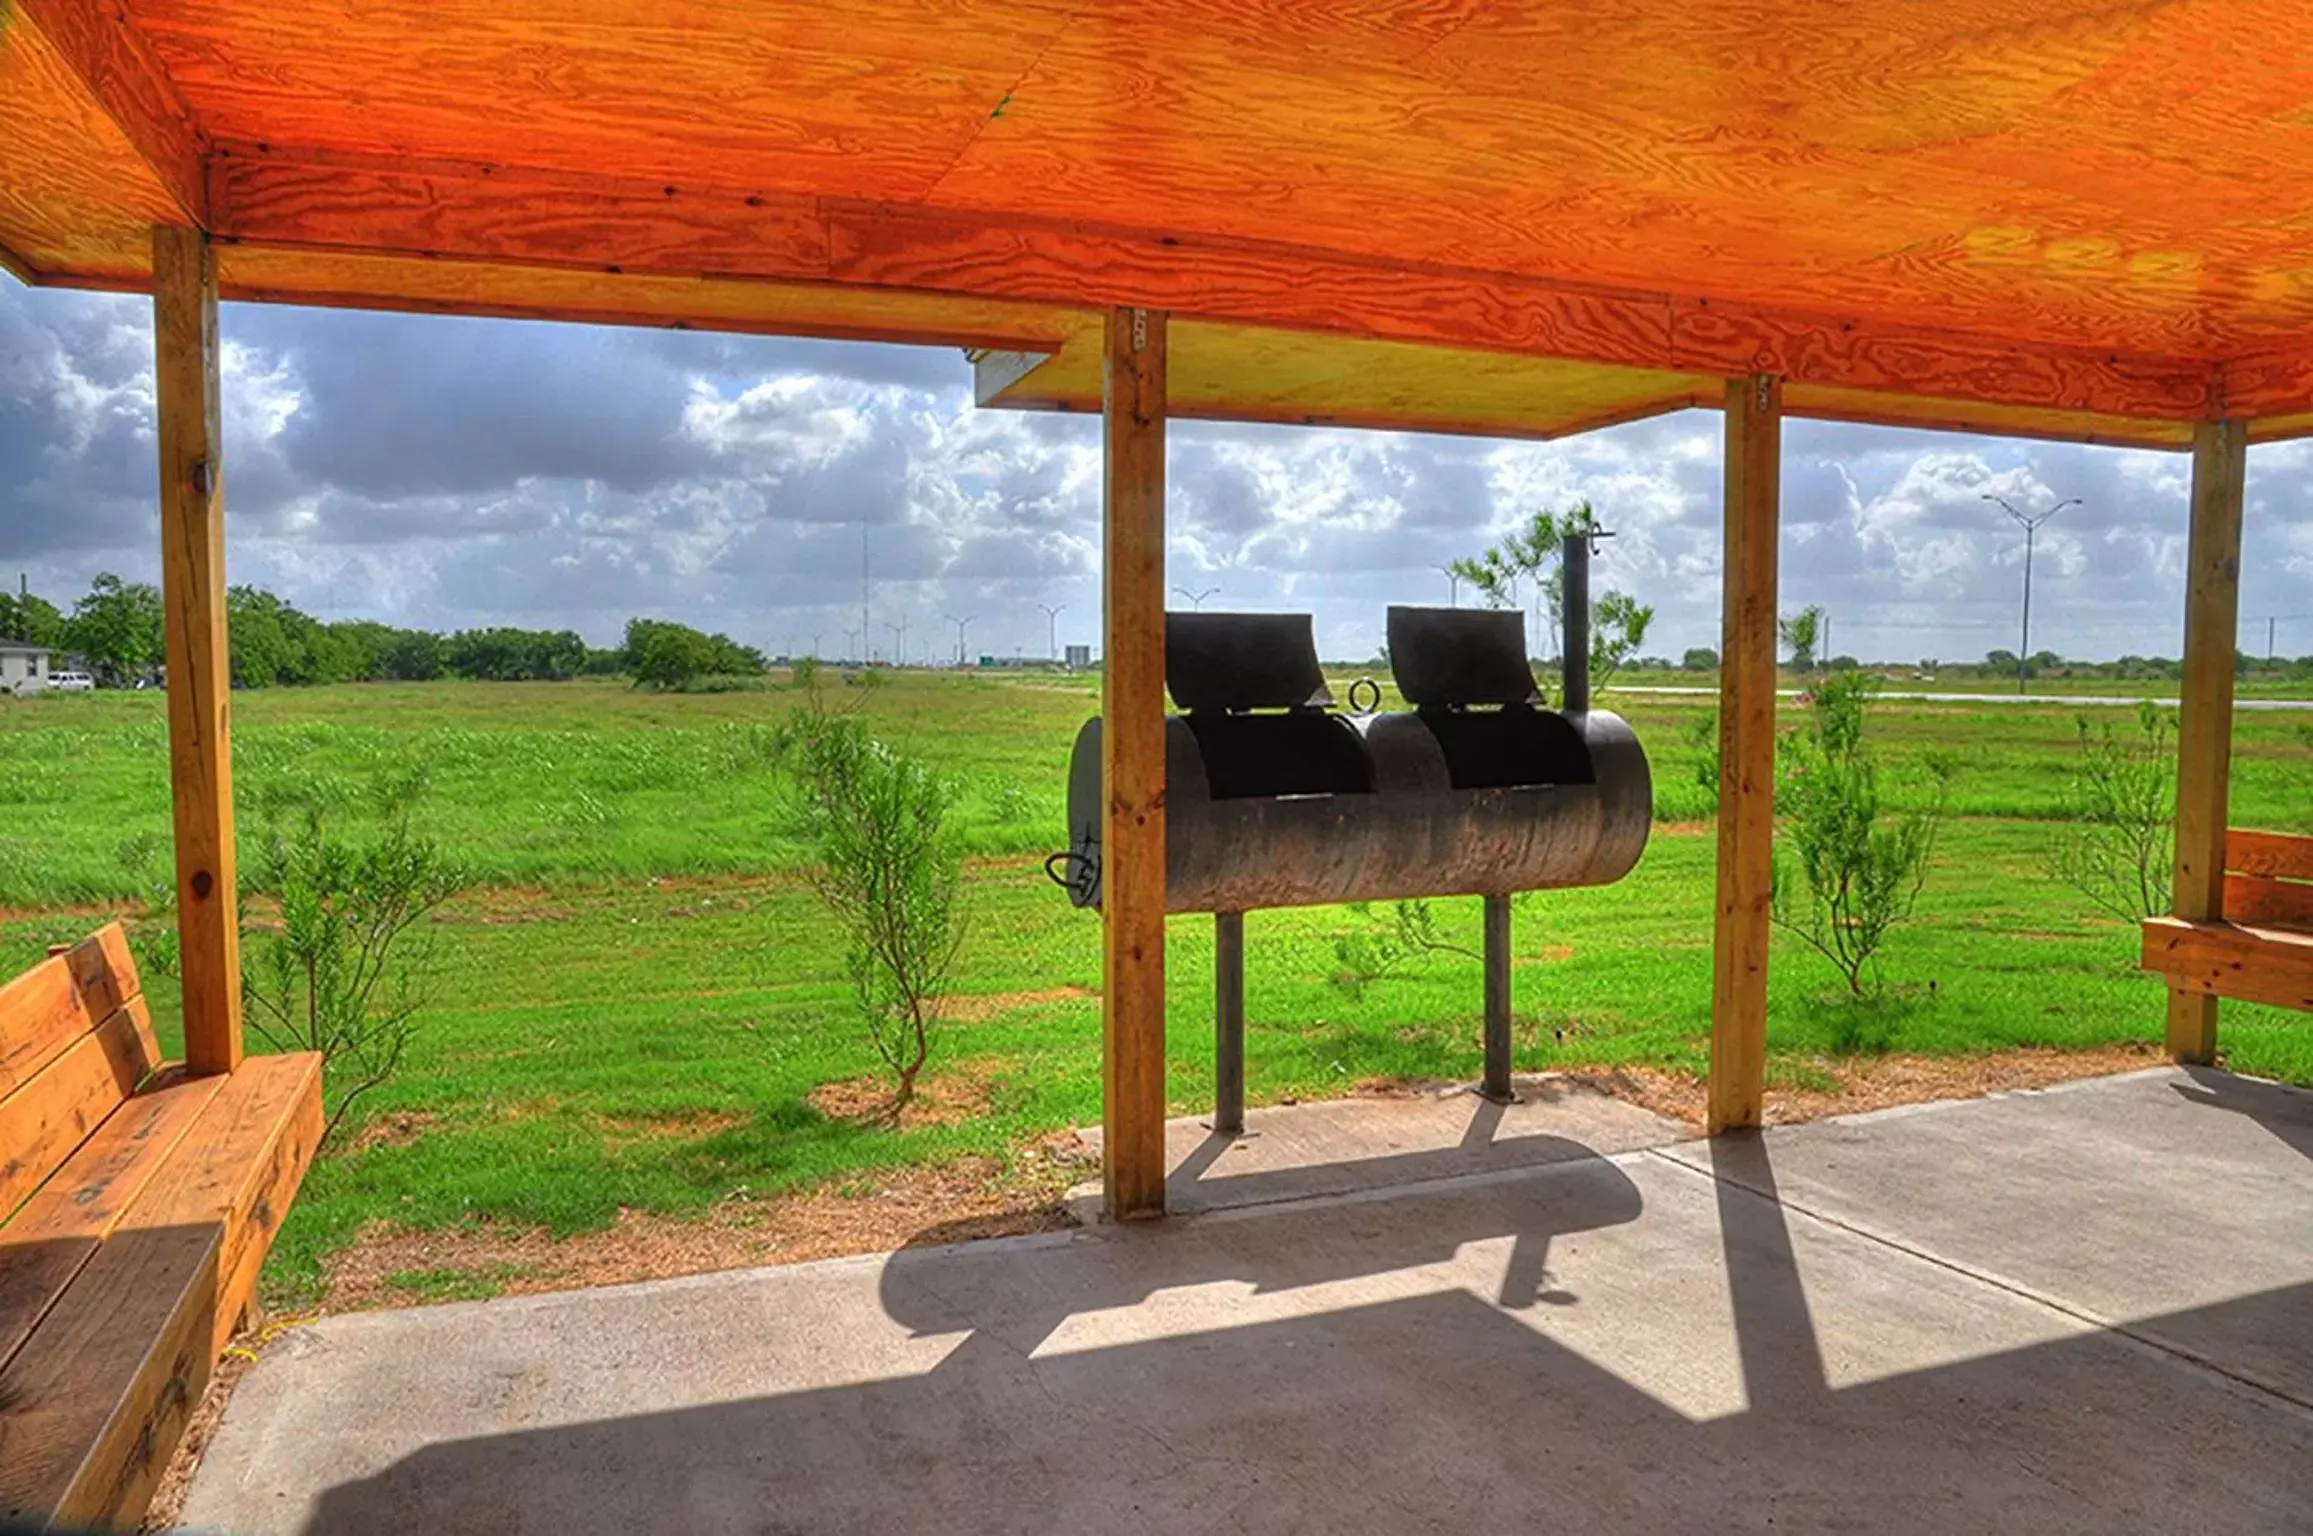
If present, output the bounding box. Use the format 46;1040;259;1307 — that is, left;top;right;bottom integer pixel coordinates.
1347;677;1383;716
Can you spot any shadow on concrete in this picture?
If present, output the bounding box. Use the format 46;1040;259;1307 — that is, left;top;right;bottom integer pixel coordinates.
2173;1066;2313;1165
292;1130;2313;1534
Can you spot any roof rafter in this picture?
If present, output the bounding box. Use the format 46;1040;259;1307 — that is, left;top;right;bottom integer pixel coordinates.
12;0;208;224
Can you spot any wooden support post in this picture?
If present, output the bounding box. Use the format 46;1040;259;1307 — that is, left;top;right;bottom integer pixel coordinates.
1101;306;1168;1219
2166;418;2247;1064
1709;375;1781;1134
153;226;243;1077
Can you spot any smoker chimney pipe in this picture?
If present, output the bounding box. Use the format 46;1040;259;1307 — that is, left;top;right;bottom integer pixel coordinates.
1561;531;1591;715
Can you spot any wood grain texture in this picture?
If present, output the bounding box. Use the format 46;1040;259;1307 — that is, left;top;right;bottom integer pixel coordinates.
2165;419;2247;1063
0;1219;219;1530
2227;829;2313;882
13;0;206;221
2142;917;2313;1014
152;226;244;1077
0;1000;162;1220
1101;306;1168;1222
0;1069;221;1376
213;244;1083;355
115;1050;323;1355
1709;375;1780;1136
2225;874;2313;932
0;957;92;1101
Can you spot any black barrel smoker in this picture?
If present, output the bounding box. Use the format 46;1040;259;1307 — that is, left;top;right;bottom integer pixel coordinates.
1049;535;1650;1129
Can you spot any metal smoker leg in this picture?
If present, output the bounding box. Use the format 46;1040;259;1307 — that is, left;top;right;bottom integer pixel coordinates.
1215;910;1246;1134
1481;893;1516;1103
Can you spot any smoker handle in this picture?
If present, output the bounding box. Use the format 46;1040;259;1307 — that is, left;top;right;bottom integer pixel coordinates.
1346;677;1382;716
1044;849;1099;903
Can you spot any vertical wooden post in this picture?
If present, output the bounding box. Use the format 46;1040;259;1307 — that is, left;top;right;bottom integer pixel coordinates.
153;226;243;1076
2166;418;2247;1064
1102;306;1168;1219
1709;374;1781;1133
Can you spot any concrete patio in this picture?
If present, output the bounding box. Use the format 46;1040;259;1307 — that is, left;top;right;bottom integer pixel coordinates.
185;1066;2313;1534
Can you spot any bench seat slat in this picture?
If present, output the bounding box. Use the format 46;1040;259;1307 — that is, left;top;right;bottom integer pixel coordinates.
0;1221;222;1531
2141;915;2313;1012
0;999;165;1221
2227;828;2313;883
2225;871;2313;931
115;1050;326;1356
0;1069;228;1375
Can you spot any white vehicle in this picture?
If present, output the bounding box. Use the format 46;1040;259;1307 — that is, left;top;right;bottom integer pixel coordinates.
48;671;95;693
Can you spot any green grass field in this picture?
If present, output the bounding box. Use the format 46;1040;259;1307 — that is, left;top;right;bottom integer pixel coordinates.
2;674;2307;1305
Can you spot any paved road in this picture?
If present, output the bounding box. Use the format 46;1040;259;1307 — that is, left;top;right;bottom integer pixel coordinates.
1622;685;2313;711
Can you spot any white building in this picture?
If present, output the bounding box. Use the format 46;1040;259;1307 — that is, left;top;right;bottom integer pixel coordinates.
0;642;51;696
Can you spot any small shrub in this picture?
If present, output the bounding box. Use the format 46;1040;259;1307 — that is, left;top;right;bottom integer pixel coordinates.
1329;899;1479;1001
988;781;1032;826
777;693;966;1109
2049;701;2175;925
1771;671;1954;997
241;773;466;1145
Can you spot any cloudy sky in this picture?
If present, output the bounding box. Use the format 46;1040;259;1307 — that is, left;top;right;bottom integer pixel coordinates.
4;279;2309;667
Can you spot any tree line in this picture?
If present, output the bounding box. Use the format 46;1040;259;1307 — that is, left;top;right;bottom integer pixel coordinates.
0;574;764;691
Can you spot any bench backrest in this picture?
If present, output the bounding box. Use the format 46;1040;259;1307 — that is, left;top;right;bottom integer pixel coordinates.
0;924;162;1221
2226;830;2313;932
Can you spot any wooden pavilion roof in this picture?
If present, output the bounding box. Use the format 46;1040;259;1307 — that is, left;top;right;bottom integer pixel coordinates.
7;0;2313;447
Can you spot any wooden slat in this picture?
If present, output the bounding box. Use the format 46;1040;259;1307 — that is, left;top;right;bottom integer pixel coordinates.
1101;306;1169;1222
2143;917;2313;1014
2165;420;2248;1063
0;1069;224;1376
115;1051;325;1355
0;1000;163;1220
0;926;143;1100
2225;874;2313;932
1709;374;1781;1135
2227;828;2313;883
154;225;245;1077
0;1221;221;1531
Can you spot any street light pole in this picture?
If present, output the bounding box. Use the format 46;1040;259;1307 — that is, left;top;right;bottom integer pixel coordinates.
1983;494;2080;695
1038;602;1065;661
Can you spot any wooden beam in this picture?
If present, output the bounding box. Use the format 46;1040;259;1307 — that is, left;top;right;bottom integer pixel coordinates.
199;152;2217;425
151;226;243;1078
2220;344;2313;422
2165;418;2247;1064
1709;374;1781;1135
12;0;207;223
1101;306;1168;1222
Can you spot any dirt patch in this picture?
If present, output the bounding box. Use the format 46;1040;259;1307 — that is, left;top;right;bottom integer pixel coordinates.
1563;1042;2165;1128
318;1153;1079;1313
343;1109;440;1155
945;984;1096;1023
595;1108;748;1151
808;1062;1004;1129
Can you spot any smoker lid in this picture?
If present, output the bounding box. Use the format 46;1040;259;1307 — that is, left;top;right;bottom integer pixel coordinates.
1387;606;1541;707
1166;612;1334;713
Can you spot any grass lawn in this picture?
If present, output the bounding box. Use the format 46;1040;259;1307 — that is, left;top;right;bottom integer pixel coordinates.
1;674;2306;1306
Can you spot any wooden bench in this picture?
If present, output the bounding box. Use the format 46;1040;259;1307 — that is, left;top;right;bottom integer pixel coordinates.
2142;829;2313;1015
0;923;323;1531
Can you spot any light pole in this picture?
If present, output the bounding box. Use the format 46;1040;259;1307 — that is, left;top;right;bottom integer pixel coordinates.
945;613;974;667
1038;602;1065;661
1983;493;2079;695
1173;584;1219;611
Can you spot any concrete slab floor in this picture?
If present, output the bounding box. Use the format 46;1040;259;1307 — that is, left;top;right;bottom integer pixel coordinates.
184;1067;2313;1535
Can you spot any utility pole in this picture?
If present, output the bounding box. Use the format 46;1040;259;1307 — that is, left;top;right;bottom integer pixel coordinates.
1983;493;2079;695
1038;602;1065;661
945;613;974;667
1173;585;1219;612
